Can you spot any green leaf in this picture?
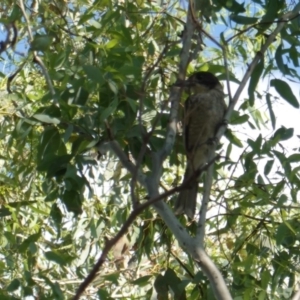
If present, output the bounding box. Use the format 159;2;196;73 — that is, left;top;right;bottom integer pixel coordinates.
276;222;296;248
34;105;61;118
50;203;63;227
52;282;64;300
265;93;276;129
73;87;89;106
37;154;72;178
230;113;249;125
63;125;73;143
248;58;264;106
270;79;299;108
107;79;118;94
31;35;52;51
272;127;294;143
256;0;283;33
106;39;119;49
37;128;61;162
98;289;112;300
61;190;83;214
154;274;168;298
45;251;74;265
264;160;274;176
126;98;137;112
83;65;105;84
0;207;11;217
247;134;262;152
32;114;60;124
224;129;243;147
6;279;20;292
271;180;284;199
275;44;288;74
230;15;258;24
289;46;300;67
103;273;120;284
277;194;288;207
19;231;41;253
100;98;118;121
132;275;152;286
287;154;300;163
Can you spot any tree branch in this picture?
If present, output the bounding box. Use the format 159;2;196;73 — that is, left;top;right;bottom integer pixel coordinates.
158;8;196;162
196;152;216;245
195;248;232;300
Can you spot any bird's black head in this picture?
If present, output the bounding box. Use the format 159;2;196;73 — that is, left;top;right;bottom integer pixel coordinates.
187;71;220;89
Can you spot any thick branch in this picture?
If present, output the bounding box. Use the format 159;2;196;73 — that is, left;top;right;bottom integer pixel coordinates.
196;153;216;245
158;9;196;162
195;248;232;300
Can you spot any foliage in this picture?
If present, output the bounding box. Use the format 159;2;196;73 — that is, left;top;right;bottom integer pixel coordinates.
0;0;300;299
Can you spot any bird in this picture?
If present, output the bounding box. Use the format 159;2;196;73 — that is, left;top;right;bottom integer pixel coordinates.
174;71;226;219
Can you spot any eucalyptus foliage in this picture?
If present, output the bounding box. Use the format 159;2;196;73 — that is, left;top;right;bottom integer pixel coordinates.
0;0;300;299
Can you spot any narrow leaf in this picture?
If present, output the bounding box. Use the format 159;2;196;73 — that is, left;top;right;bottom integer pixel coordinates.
33;114;60;124
225;129;243;147
248;58;264;106
275;44;288;74
265;93;276;129
7;279;20;292
106;39;119;49
264;160;274;175
230;15;258;25
83;65;104;84
271;79;299;108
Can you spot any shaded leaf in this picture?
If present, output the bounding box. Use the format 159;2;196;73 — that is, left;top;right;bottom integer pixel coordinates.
32;114;60;124
230;15;258;24
272;127;294;143
287;154;300;163
275;44;288;74
264;160;274;176
31;35;52;51
265;93;276;129
7;279;20;292
248;58;264;106
83;65;105;84
224;129;243;147
271;79;299;108
45;251;74;265
132;275;152;286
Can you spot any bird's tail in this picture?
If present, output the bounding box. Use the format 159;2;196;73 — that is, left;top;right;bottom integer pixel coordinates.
174;167;198;219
